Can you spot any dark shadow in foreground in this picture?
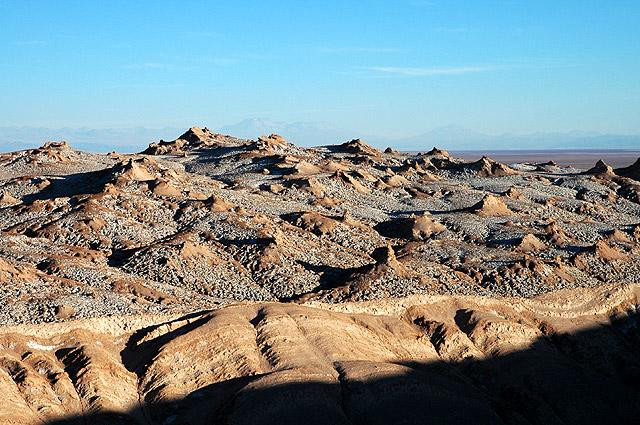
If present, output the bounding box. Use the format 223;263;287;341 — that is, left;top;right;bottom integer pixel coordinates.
44;310;640;425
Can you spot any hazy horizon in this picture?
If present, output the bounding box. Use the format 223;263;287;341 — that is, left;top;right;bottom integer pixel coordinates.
2;119;640;154
0;120;640;156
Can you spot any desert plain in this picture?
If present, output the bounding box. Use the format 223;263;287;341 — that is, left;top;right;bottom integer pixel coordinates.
0;128;639;424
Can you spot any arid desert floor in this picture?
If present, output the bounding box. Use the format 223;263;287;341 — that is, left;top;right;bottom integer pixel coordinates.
1;128;639;424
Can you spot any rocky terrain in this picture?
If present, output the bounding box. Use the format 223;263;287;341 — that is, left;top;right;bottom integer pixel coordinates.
1;283;639;424
1;127;640;423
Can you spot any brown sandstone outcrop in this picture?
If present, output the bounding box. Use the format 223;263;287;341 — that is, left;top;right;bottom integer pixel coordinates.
472;194;513;216
615;157;640;181
288;211;340;235
143;127;227;154
425;146;451;157
336;138;381;156
458;156;517;177
515;234;547;253
585;159;615;178
374;214;446;240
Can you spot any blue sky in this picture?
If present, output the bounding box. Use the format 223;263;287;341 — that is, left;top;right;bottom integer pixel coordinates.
1;0;639;139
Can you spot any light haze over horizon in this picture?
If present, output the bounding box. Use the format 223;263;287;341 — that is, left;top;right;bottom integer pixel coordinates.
1;0;639;148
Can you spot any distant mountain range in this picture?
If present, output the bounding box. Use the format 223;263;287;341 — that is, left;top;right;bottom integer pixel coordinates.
218;118;364;147
392;125;640;151
222;120;640;151
0;126;182;153
1;120;639;153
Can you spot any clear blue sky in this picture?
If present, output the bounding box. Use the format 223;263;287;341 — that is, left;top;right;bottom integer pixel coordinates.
1;0;639;137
